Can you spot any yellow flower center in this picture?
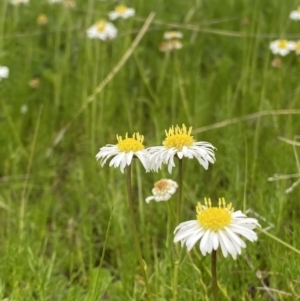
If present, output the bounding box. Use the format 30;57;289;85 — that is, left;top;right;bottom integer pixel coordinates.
163;124;194;150
115;5;127;14
295;42;300;51
37;14;48;25
297;6;300;12
278;40;287;49
116;133;144;152
96;20;106;32
196;198;233;231
154;179;170;191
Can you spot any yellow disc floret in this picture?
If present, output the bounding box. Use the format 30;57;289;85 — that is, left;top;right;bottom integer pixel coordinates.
154;179;169;192
116;132;145;152
278;40;287;49
163;124;195;150
96;20;106;32
115;5;127;13
196;198;233;231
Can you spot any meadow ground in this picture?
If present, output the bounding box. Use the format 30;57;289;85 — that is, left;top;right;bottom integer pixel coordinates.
1;0;300;300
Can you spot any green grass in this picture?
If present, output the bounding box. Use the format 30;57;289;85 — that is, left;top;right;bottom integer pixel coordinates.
1;0;300;300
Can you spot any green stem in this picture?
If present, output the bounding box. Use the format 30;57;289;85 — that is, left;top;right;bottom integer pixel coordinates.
126;165;153;301
173;158;183;301
176;158;183;225
211;250;219;301
172;244;179;301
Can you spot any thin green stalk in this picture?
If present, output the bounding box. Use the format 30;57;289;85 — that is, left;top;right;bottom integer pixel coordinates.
19;106;43;245
173;158;183;301
176;158;183;225
126;165;153;301
172;244;179;301
211;250;219;301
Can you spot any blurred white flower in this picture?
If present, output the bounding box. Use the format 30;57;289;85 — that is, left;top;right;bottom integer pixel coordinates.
145;179;178;203
108;5;135;20
159;39;183;52
96;132;148;173
29;77;40;89
269;39;295;56
20;105;28;114
10;0;29;5
271;57;282;68
163;31;183;40
0;66;9;80
87;20;117;41
147;124;216;173
289;7;300;20
48;0;63;3
174;198;260;259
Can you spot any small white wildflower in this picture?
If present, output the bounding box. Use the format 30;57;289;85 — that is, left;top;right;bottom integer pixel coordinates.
163;31;183;40
96;132;148;173
0;66;9;80
159;40;183;52
289;7;300;20
269;39;295;56
87;20;117;41
108;5;135;20
147;124;216;174
20;105;28;114
145;179;178;203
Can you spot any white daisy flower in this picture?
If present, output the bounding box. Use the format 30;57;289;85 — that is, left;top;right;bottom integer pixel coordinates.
289;7;300;20
10;0;29;5
147;124;216;173
163;31;183;40
108;5;135;20
0;66;9;80
174;198;260;259
269;39;295;56
159;39;183;52
145;179;178;203
87;20;117;41
96;132;148;173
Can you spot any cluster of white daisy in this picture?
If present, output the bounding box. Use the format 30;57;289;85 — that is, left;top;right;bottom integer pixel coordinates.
159;31;183;52
269;6;300;57
86;5;135;41
96;124;260;260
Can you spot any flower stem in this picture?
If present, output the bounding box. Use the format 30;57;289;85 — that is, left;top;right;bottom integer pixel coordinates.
211;250;219;301
172;243;179;301
173;158;183;301
126;165;153;301
176;158;183;225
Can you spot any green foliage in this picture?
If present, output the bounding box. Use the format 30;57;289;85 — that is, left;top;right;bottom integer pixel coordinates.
0;0;300;300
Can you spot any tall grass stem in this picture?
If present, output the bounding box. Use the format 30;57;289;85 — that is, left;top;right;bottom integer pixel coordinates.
126;165;153;301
